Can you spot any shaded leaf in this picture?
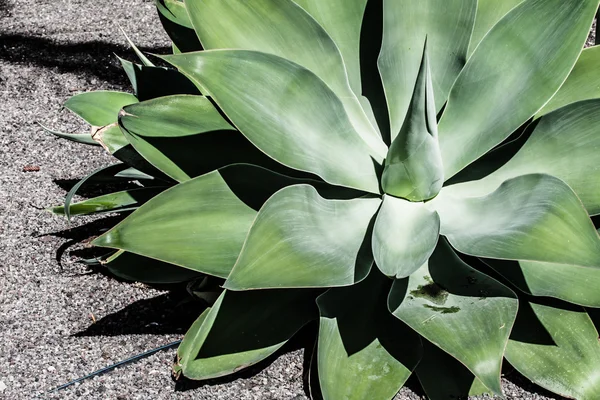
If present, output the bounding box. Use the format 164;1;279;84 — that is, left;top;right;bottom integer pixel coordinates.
389;239;518;395
176;288;319;380
51;187;164;217
416;340;491;400
105;250;203;284
317;269;422;400
506;299;600;399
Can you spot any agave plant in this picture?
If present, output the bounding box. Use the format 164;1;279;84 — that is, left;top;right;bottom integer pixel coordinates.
46;0;600;398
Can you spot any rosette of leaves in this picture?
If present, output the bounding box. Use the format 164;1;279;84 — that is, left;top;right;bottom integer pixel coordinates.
50;0;600;398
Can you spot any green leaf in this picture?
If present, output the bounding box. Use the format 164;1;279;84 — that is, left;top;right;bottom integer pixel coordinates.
176;288;318;380
224;184;380;290
64;163;130;222
442;100;600;215
467;0;524;57
537;46;600;117
372;195;439;279
39;123;98;146
381;41;443;201
105;250;203;284
438;0;598;179
93;165;323;278
51;187;163;217
292;0;367;97
163;50;382;193
317;269;422;400
416;340;491;400
91;123;129;154
184;0;385;156
484;248;600;308
155;0;203;53
155;0;193;29
119;27;154;67
432;174;600;267
64;91;138;127
389;239;518;396
119;95;233;182
117;56;200;101
505;299;600;399
379;0;476;138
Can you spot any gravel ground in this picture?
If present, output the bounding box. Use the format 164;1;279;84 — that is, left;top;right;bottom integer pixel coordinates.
0;1;590;399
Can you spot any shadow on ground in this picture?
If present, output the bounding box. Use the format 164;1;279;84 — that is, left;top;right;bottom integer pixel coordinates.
74;292;202;336
0;33;170;86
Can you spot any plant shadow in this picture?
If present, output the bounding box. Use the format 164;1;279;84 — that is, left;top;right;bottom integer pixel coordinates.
0;33;170;86
74;292;203;337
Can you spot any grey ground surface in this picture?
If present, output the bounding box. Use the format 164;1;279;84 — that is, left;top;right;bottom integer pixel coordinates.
0;1;590;399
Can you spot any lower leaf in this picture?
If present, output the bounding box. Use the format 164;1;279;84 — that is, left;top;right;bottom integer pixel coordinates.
316;269;422;400
505;299;600;399
176;288;319;380
388;239;518;395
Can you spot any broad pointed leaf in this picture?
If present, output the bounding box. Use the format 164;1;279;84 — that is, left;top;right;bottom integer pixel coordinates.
119;95;233;182
184;0;385;156
442;100;600;215
93;165;328;278
416;340;491;400
379;0;476;138
163;50;382;193
292;0;367;97
51;187;164;217
382;42;443;201
438;0;598;178
372;195;439;279
467;0;524;56
432;174;600;267
389;239;518;395
175;288;318;380
224;184;380;290
105;250;203;284
317;269;422;400
484;246;600;308
64;91;138;126
537;46;600;117
505;299;600;399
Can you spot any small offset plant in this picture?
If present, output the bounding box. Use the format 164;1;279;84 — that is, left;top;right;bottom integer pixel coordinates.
46;0;600;398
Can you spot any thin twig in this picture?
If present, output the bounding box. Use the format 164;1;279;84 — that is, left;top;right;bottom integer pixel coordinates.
47;340;182;393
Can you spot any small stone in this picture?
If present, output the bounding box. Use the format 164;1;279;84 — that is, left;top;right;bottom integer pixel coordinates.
47;366;55;372
0;381;6;392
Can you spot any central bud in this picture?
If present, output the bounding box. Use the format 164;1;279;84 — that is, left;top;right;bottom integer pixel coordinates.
382;40;444;202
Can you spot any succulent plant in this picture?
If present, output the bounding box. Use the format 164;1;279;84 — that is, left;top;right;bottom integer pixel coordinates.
47;0;600;398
